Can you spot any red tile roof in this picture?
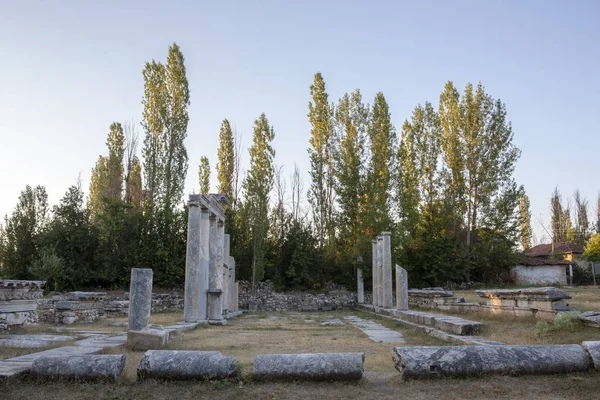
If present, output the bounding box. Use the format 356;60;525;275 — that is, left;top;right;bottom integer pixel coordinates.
525;242;584;257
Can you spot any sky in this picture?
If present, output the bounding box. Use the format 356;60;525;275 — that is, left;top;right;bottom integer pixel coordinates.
1;0;599;243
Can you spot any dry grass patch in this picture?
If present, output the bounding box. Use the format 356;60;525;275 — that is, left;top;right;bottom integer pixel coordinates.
5;371;600;400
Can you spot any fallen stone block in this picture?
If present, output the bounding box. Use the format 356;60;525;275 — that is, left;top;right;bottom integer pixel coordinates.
137;350;236;380
392;344;590;379
127;328;168;350
582;341;600;370
253;352;365;381
30;354;125;382
579;311;600;328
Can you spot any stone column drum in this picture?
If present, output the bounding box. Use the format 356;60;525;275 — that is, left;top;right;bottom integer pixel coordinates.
371;240;378;307
357;268;364;304
377;236;384;307
128;268;153;331
396;264;408;311
382;232;393;309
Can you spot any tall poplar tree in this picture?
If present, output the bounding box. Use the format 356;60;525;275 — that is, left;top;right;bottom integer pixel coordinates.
307;73;334;253
162;43;190;215
334;89;368;272
439;81;520;246
550;187;564;244
244;113;275;291
88;156;109;219
518;189;532;250
367;92;395;237
199;156;210;194
396;120;420;238
106;122;125;200
216;119;235;199
141;60;167;216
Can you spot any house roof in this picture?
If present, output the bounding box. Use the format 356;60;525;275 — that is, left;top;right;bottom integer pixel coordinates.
519;256;571;267
525;242;584;257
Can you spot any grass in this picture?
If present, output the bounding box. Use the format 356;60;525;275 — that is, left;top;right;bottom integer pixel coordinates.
4;310;600;399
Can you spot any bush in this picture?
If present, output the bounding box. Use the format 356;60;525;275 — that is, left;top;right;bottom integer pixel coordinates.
535;311;581;335
28;246;64;291
573;264;594;286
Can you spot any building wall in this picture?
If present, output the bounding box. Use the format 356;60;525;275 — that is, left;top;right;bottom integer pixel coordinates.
511;265;567;286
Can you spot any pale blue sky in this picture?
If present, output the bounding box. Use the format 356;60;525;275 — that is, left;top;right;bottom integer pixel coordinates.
1;0;599;242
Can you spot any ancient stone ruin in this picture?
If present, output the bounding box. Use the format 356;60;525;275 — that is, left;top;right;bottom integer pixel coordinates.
0;280;45;331
184;193;239;325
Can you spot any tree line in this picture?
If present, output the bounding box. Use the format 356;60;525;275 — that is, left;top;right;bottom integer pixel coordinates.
5;43;595;291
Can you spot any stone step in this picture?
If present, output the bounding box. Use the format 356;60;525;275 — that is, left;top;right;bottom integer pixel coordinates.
392;310;483;336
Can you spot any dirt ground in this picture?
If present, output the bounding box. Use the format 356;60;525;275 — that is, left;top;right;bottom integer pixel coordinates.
4;309;600;399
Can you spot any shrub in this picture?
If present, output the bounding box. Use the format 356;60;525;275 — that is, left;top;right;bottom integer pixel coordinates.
535;311;581;335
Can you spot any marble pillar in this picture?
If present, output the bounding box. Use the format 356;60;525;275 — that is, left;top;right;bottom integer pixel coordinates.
357;268;364;304
377;236;384;307
184;198;202;322
396;264;408;311
128;268;153;331
371;240;378;306
382;232;393;308
222;234;231;314
207;217;225;322
228;256;236;312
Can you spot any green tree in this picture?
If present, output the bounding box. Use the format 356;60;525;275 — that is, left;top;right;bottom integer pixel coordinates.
583;233;600;262
550;187;565;243
40;184;98;288
396;120;420;239
244;113;275;292
573;189;590;245
216;119;235;199
518;188;532;250
439;82;521;246
88;156;109;219
106;122;125;200
141;60;167;216
126;156;143;210
0;185;48;279
307;72;335;254
162;43;190;215
334;89;368;280
199;156;211;194
564;207;575;243
366;92;395;237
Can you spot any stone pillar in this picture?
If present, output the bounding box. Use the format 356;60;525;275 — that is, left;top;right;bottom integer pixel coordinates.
128;268;153;331
377;236;384;307
207;217;225;323
396;264;408;311
184;197;202;323
234;282;239;311
229;256;236;312
357;268;364;304
371;240;378;306
382;232;393;308
222;234;231;314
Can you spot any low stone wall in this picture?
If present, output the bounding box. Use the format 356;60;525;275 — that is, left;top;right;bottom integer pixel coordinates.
238;281;356;312
37;292;185;325
476;287;571;320
1;280;46;331
407;288;481;313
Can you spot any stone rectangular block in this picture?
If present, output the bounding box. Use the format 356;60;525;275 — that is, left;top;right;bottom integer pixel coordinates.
127;328;169;350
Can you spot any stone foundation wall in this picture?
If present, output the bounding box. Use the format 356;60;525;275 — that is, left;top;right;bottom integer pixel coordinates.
238;281;356;312
36;292;185;325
